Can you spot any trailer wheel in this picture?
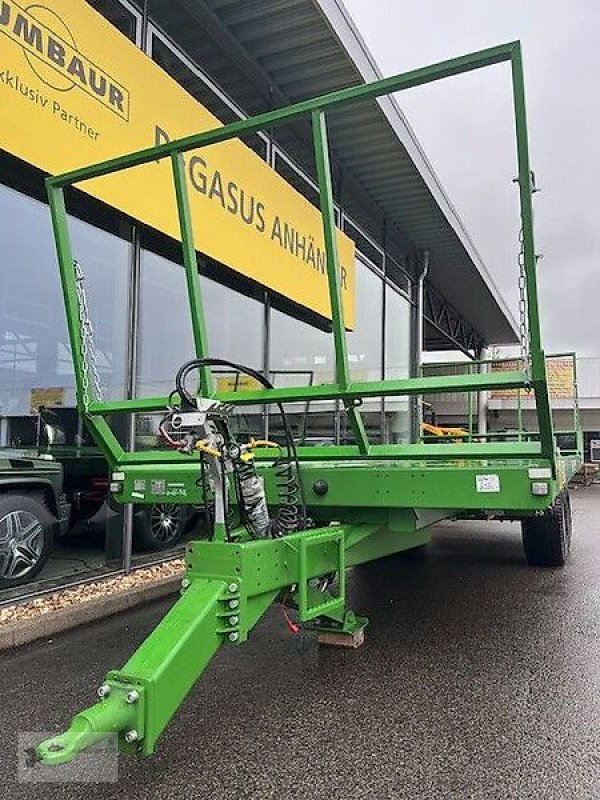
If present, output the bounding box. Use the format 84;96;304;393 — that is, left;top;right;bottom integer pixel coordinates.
564;490;573;540
521;490;572;567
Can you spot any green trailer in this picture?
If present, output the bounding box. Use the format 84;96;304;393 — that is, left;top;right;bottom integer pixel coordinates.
34;41;581;766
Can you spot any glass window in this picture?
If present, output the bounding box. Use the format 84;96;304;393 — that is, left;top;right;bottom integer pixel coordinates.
86;0;139;42
385;285;411;380
269;308;335;385
273;154;321;211
151;35;268;160
386;255;411;295
136;250;195;398
0;183;130;597
137;252;265;395
341;262;384;443
343;219;384;271
135;252;265;444
269;308;336;445
0;185;65;420
384;285;412;443
347;260;383;383
201;274;264;440
0;184;129;417
70;219;130;402
200;274;264;370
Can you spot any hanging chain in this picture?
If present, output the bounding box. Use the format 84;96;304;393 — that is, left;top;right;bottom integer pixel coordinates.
73;259;103;409
517;228;531;379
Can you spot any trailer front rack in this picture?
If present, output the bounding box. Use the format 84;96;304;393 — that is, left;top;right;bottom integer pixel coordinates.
35;41;581;766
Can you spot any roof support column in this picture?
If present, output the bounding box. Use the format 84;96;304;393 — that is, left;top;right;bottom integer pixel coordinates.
409;250;430;443
477;347;489;438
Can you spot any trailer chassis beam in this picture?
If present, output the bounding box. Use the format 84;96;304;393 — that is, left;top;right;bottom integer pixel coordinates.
36;518;431;764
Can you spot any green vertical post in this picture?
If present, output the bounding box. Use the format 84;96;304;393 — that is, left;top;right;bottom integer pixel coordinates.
171;153;212;396
510;44;555;464
571;353;584;456
48;187;86;409
517;386;523;441
47;185;123;464
311;110;369;453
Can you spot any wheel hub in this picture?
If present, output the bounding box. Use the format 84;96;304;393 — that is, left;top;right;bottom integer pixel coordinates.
0;511;44;580
151;505;180;542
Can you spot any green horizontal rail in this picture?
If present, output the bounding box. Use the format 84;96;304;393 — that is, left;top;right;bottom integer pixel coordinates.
48;41;518;189
252;441;545;462
117;440;544;465
88;371;528;416
422;351;576;372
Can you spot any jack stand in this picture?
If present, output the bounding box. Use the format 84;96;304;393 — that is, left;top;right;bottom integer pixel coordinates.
304;610;368;649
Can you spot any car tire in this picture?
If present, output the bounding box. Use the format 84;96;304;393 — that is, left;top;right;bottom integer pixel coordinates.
133;504;190;551
521;490;572;567
0;494;54;588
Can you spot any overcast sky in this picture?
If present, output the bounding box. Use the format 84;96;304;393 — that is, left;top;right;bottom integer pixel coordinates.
344;0;600;357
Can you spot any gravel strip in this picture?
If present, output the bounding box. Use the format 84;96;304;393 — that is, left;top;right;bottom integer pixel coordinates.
0;559;184;626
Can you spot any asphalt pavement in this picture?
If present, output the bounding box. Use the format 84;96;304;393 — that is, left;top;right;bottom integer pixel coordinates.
2;486;600;799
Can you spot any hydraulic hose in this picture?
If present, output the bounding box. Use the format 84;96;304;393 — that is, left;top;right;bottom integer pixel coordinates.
174;358;307;530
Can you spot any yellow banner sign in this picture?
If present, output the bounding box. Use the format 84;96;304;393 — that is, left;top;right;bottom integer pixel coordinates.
215;375;263;393
30;386;65;412
0;0;355;325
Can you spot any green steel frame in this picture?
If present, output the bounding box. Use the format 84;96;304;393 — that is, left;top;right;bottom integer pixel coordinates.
36;41;582;766
420;352;582;452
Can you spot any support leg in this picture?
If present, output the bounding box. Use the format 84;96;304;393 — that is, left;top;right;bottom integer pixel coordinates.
297;583;368;649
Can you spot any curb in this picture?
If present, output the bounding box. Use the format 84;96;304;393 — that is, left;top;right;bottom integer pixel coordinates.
0;576;181;652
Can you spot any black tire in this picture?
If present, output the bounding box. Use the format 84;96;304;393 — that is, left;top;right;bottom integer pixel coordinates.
0;494;55;588
564;490;573;540
133;504;190;551
521;490;572;567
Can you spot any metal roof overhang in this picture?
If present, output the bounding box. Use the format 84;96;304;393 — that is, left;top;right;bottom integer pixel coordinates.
145;0;519;349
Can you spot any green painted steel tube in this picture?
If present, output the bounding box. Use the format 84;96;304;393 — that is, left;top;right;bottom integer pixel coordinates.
37;578;228;764
119;578;226;753
45;38;552;473
86;371;529;417
36;692;137;766
311;110;369;453
47;186;124;464
48;42;518;189
171;153;212;395
311;111;350;389
510;44;555;463
33;521;434;767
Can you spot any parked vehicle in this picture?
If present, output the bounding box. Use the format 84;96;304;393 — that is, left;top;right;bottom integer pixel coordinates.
0;449;68;588
0;407;193;587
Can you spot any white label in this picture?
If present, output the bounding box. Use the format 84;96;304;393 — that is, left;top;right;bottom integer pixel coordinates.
112;472;125;481
528;467;552;480
476;474;501;493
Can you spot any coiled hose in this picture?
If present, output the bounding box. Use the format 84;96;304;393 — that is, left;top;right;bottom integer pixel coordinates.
174;358;307;537
269;458;302;537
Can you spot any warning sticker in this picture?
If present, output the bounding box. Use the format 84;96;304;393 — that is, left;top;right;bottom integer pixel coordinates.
476;474;501;493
